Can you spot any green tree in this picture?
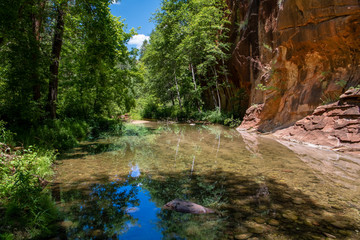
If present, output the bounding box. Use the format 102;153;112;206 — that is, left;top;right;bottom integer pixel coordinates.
0;0;137;124
139;0;230;117
57;0;136;119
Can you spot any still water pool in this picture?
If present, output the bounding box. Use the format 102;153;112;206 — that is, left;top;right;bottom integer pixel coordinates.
53;122;360;239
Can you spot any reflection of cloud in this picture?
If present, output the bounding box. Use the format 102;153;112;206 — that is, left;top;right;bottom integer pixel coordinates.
128;34;150;49
131;164;141;178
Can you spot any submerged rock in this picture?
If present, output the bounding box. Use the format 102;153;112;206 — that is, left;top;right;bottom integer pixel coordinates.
162;199;215;214
244;221;268;234
124;207;140;214
59;220;74;228
235;233;253;240
282;210;298;221
268;219;280;226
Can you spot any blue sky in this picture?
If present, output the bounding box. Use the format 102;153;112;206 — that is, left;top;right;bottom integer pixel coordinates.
110;0;162;49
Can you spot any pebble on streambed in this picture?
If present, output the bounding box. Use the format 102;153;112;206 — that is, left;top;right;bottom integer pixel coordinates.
234;233;253;240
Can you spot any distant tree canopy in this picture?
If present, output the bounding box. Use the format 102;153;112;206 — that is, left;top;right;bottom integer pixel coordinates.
140;0;231;114
0;0;137;126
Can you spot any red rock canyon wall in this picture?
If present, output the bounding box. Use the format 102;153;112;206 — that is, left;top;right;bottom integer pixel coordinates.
223;0;360;131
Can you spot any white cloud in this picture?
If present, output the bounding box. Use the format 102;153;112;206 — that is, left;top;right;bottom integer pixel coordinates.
111;0;120;5
128;34;150;49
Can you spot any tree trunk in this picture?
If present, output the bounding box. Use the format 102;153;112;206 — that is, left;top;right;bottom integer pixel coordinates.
48;2;66;119
212;67;221;111
31;0;46;101
174;69;182;110
190;63;197;91
221;55;231;109
211;89;217;109
215;79;221;111
190;63;201;113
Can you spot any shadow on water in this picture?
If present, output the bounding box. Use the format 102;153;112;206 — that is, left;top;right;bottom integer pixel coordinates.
53;168;359;240
52;123;360;239
52;178;140;239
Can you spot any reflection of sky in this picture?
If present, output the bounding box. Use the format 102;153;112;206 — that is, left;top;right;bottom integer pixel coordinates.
118;187;162;240
113;165;162;239
130;164;141;178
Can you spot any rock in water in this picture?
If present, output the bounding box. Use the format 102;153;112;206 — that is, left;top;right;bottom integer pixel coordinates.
163;199;215;214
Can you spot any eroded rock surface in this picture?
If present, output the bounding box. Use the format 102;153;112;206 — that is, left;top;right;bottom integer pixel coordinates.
237;104;264;131
273;89;360;151
214;0;360;132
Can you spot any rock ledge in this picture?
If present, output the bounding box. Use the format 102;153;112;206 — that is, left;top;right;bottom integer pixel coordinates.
239;89;360;152
274;89;360;151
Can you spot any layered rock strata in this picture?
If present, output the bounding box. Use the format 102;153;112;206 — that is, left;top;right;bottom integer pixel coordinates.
273;89;360;151
220;0;360;132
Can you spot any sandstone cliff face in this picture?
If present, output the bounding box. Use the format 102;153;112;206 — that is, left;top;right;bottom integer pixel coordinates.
223;0;360;131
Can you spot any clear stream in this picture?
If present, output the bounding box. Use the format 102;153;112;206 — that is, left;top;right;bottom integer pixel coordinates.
53;122;360;240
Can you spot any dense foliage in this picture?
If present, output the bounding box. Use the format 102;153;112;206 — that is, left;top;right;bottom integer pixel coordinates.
0;122;59;239
134;0;233;121
0;0;137;238
0;0;240;237
0;0;136;128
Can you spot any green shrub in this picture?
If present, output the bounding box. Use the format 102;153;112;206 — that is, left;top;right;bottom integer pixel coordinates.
224;116;242;128
0;144;60;239
202;109;225;124
0;121;15;145
142;102;160;119
141;101;185;121
14;118;89;151
88;117;123;139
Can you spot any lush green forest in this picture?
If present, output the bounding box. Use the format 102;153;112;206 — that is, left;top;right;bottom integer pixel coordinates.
0;0;236;238
0;0;136;123
1;0;359;238
134;0;233;122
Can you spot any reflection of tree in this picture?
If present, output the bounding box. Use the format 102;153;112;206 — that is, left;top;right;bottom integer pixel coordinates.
136;172;228;240
61;180;140;239
57;123;360;239
136;169;359;240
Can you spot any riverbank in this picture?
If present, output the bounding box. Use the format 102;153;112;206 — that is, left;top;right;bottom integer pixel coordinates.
0;117;125;239
238;89;360;156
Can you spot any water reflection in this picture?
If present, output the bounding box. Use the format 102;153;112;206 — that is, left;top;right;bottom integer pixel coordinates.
54;123;360;239
130;164;141;178
60;180;140;239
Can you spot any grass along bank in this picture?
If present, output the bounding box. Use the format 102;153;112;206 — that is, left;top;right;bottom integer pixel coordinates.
130;101;242;128
0;117;125;239
0;133;59;239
